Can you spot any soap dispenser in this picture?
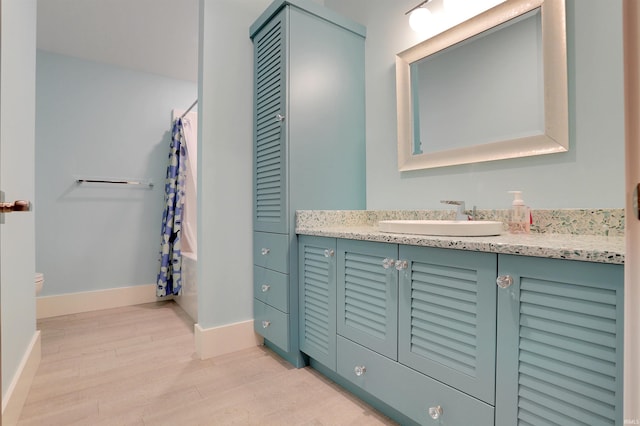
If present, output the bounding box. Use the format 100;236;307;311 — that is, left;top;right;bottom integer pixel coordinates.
508;191;531;234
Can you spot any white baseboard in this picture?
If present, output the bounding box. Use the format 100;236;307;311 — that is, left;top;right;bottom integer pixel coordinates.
37;284;161;319
195;320;263;360
2;331;41;425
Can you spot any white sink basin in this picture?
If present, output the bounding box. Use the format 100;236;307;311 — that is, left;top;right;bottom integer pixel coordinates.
378;220;503;237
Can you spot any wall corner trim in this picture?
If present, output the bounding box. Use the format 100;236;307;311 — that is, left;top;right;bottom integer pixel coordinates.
2;331;42;424
195;320;263;360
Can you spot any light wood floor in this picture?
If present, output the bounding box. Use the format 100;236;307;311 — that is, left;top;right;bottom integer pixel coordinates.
18;301;397;425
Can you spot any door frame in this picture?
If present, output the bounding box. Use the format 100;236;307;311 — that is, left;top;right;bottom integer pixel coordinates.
623;0;640;421
1;0;4;423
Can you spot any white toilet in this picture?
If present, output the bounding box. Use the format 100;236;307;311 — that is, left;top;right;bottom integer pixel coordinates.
35;272;44;296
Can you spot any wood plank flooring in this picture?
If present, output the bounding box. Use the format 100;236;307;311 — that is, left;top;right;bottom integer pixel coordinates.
17;301;397;425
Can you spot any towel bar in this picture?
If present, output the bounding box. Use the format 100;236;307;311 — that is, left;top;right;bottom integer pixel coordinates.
75;178;154;188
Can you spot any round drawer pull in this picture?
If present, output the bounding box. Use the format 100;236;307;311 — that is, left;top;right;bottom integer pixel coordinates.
324;249;335;258
354;365;367;377
262;320;271;329
496;275;513;289
261;284;271;292
382;258;395;269
428;405;443;420
261;248;270;256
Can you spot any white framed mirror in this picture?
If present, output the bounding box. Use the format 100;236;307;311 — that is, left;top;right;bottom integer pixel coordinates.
396;0;568;171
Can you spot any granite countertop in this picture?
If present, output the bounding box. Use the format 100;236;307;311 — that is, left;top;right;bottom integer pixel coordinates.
295;210;625;265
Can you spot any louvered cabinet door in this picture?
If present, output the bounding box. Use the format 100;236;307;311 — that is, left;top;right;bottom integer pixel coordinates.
496;255;624;426
253;10;287;234
337;239;398;360
398;245;497;405
299;236;337;370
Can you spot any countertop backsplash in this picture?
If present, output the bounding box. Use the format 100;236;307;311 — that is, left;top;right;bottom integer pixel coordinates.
296;208;625;237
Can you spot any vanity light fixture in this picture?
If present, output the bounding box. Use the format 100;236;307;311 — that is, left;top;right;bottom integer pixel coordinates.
406;0;433;32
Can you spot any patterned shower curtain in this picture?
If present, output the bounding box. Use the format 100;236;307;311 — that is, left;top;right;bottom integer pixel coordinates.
156;118;187;297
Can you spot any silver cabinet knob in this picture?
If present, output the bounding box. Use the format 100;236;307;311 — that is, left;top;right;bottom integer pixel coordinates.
324;249;335;258
382;258;395;269
496;275;514;289
354;365;367;377
395;260;408;271
261;284;271;292
261;248;270;256
428;405;443;420
262;320;271;329
275;113;285;122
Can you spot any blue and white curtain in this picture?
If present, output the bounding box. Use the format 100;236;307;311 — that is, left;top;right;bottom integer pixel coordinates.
157;118;187;297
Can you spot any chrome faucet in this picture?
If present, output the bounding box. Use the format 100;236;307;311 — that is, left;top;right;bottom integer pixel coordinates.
441;200;469;221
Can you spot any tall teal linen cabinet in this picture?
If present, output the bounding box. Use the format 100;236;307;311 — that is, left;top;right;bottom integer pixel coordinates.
250;1;366;367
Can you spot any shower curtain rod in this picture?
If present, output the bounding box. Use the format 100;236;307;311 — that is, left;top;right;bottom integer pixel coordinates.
180;100;198;119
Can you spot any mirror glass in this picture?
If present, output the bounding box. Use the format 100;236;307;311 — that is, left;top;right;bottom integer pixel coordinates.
396;0;567;171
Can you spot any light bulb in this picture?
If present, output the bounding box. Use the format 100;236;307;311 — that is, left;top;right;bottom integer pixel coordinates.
409;7;432;33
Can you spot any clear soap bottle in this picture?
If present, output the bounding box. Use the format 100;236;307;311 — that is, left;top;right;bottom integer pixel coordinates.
508;191;530;234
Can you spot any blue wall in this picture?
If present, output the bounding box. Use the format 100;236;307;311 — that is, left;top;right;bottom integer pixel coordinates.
35;50;197;296
326;0;624;210
197;0;271;329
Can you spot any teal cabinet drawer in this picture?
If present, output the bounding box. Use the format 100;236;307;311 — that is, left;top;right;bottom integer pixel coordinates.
254;231;289;273
254;266;289;313
254;299;289;352
337;336;494;426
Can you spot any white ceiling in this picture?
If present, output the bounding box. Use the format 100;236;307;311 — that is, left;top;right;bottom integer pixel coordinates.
37;0;199;82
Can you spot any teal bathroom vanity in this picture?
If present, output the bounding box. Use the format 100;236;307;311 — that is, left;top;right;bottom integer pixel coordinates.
295;212;624;426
